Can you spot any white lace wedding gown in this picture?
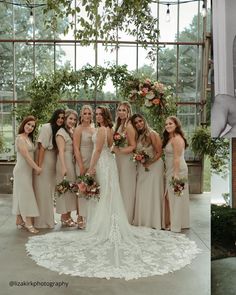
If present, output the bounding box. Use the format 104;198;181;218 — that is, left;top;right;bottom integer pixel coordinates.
26;129;200;280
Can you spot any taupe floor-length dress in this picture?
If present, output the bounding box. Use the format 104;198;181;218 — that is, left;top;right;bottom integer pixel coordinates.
34;123;56;228
133;142;164;229
75;130;94;217
55;128;77;214
163;141;190;232
115;127;137;224
12;135;39;218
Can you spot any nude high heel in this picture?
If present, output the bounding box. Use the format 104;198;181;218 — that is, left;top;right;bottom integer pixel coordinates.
25;225;39;234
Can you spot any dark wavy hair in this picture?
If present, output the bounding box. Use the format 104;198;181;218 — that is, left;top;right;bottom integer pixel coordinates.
130;113;152;146
162;116;188;148
18;115;37;142
48;109;65;149
114;101;132;132
96;106;113;128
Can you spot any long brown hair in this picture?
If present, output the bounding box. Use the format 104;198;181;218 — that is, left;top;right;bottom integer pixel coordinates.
96;106;113;128
162;116;188;148
18;115;37;142
130;113;152;146
62;109;79;137
115;101;132;132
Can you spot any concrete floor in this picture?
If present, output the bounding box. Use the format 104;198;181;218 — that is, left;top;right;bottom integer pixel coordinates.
212;258;236;295
0;193;210;295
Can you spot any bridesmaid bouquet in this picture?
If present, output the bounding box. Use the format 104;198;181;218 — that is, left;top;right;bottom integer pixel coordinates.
56;177;75;195
132;149;151;171
113;132;127;147
169;176;187;197
75;174;100;200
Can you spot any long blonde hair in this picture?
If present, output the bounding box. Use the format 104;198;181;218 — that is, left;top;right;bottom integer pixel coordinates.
115;101;133;132
78;105;93;125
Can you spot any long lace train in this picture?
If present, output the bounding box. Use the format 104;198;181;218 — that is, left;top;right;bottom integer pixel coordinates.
26;128;200;280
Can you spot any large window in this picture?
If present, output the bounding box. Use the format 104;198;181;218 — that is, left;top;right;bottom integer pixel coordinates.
0;0;211;160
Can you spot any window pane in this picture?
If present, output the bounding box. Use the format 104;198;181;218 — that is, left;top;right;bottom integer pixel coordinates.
0;3;13;39
15;44;34;100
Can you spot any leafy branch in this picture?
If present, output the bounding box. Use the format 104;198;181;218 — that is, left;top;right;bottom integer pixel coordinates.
191;127;230;175
43;0;159;61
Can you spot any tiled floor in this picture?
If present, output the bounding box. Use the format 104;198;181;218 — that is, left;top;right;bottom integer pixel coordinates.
0;193;210;295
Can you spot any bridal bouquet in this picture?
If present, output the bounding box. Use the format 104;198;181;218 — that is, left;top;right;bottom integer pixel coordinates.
169;176;187;197
56;177;75;195
113;132;127;148
75;174;100;200
132;149;151;171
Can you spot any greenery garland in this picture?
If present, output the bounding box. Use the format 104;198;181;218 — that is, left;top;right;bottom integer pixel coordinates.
15;65;177;134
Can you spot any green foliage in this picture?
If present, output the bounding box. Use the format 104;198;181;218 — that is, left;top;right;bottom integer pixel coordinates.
191;127;230;174
43;0;159;61
14;65;132;125
211;204;236;249
0;133;4;153
0;3;67;97
15;64;176;135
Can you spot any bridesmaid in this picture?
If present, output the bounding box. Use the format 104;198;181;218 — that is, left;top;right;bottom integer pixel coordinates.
130;114;164;229
112;101;136;224
162;116;190;233
56;109;78;227
34;109;65;229
73;105;95;228
12;116;42;234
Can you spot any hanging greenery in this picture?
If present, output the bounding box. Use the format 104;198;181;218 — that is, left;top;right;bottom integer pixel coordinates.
15;65;132;125
191;127;230;175
15;65;177;134
43;0;159;61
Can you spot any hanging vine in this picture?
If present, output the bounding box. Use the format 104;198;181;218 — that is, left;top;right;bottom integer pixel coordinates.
43;0;159;61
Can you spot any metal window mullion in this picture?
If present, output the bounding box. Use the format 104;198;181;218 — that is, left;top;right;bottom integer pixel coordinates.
156;1;159;80
12;3;16;152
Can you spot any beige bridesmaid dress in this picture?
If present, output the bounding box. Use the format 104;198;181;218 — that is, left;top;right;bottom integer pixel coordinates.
75;130;94;217
163;141;190;232
55;128;77;214
133;142;164;229
115;127;137;224
34;123;56;228
12;136;39;218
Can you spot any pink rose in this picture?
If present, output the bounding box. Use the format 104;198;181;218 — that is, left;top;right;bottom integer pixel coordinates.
141;87;149;96
78;182;87;193
135;154;143;161
114;133;121;140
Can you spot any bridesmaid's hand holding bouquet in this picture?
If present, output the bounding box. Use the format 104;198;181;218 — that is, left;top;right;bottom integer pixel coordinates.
132;149;151;171
169;176;187;197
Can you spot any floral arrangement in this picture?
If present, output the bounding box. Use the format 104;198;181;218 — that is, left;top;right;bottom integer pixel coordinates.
75;174;100;200
126;78;173;109
56;177;76;195
121;76;177;134
169;176;187;197
132;149;151;171
113;132;127;148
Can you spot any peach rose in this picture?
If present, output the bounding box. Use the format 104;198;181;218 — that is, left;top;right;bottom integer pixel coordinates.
78;182;87;193
152;98;161;105
135;154;143;161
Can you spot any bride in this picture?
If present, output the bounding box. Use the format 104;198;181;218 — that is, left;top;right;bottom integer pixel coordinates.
26;106;199;280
